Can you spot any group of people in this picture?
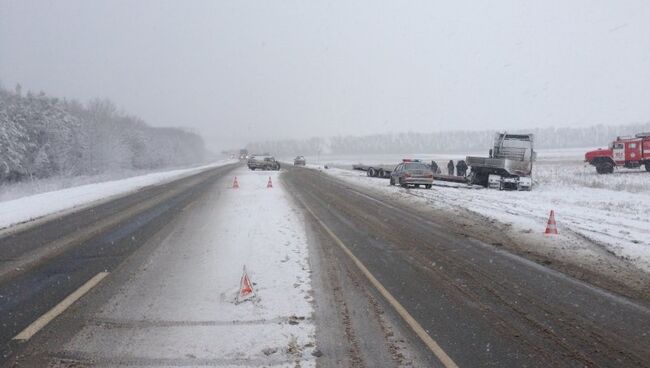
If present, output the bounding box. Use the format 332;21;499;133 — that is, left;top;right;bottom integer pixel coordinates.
430;160;468;177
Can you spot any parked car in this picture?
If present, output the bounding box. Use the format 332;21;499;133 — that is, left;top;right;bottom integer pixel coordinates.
247;155;281;170
294;156;306;166
389;160;433;188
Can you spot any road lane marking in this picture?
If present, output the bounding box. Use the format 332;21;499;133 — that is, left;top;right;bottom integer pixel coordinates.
13;271;110;341
295;193;459;368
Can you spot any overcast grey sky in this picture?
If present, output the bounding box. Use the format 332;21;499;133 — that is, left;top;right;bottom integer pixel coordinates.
1;0;649;150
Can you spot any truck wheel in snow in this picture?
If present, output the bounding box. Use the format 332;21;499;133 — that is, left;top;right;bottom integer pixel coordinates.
596;162;614;174
425;184;432;189
367;168;377;177
377;169;385;178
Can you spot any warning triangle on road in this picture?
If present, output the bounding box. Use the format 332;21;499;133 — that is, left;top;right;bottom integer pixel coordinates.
232;176;240;189
267;177;273;188
236;266;256;304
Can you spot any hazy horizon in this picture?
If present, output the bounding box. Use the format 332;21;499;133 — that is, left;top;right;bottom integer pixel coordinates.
2;0;649;151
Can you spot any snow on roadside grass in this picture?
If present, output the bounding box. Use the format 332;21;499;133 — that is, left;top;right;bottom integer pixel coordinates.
0;160;236;230
313;157;650;273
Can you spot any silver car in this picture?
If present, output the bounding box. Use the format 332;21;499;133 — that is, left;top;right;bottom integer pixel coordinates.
248;155;281;170
294;156;306;166
389;160;433;188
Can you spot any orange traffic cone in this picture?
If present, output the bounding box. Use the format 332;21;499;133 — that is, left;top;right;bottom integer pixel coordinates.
236;266;255;304
267;177;273;189
232;177;240;189
544;210;558;235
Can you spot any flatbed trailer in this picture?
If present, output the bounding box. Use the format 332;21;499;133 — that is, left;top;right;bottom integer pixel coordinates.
432;173;469;184
352;164;393;178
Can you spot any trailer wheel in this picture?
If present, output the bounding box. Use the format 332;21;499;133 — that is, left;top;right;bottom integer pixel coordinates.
596;161;614;174
377;169;385;178
367;167;377;177
425;184;432;189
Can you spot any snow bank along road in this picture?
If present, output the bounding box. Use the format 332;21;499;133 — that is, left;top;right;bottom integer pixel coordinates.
283;166;650;367
0;160;237;231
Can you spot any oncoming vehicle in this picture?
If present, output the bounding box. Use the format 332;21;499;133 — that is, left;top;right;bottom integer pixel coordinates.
294;156;306;166
389;160;433;189
247;155;281;171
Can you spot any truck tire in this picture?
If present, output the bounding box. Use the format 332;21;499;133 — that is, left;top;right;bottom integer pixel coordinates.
367;168;377;177
377;169;385;178
596;161;614;174
424;184;432;189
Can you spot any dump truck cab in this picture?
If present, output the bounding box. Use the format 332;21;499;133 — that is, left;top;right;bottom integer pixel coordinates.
466;133;535;190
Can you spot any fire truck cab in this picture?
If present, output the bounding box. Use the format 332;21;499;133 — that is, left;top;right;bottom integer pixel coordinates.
585;133;650;174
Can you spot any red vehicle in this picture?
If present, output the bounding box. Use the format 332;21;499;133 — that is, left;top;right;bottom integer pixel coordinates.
585;133;650;174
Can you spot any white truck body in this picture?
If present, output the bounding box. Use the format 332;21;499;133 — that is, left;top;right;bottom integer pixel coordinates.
467;133;535;191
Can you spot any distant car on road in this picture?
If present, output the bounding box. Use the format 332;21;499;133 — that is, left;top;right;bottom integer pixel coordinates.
247;155;281;171
389;160;433;188
294;156;306;166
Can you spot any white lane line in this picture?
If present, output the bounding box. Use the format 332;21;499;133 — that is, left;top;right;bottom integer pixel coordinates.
294;193;459;368
13;271;110;341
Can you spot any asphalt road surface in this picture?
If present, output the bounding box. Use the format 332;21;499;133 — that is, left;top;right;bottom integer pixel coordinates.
283;167;650;367
0;164;237;364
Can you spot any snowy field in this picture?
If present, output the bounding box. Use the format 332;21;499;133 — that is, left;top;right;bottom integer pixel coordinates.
0;160;236;231
300;148;650;273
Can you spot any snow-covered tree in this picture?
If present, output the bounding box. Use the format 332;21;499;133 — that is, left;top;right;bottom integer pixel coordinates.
0;85;207;183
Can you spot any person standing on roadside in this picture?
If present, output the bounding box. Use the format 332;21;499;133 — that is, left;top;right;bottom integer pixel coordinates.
456;160;468;177
430;161;441;174
447;160;454;176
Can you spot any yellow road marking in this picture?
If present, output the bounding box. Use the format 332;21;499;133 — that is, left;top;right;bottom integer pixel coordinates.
14;271;110;341
298;197;459;368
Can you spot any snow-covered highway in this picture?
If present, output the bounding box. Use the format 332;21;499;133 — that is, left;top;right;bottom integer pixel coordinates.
2;163;650;367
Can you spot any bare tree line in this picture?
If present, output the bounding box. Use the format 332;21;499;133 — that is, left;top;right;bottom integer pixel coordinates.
246;123;650;156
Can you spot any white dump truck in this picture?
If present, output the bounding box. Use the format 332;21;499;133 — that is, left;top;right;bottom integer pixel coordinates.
466;133;535;191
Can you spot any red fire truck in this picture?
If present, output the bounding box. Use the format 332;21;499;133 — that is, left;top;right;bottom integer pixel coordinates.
585;133;650;174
